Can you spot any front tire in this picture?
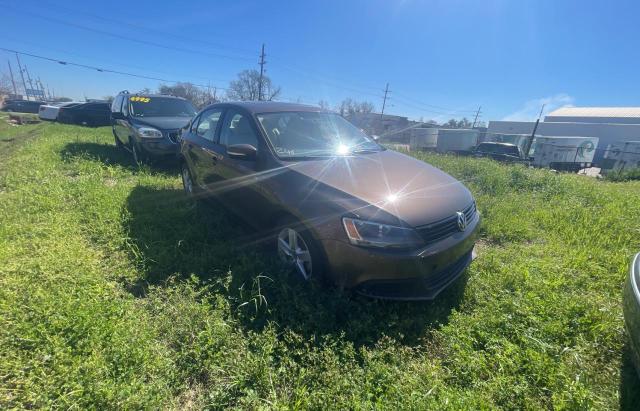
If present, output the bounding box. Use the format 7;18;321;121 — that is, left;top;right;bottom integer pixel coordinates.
130;138;145;165
276;217;324;282
113;130;124;149
181;162;196;197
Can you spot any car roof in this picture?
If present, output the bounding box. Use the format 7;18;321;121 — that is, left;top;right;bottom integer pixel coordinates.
205;101;324;114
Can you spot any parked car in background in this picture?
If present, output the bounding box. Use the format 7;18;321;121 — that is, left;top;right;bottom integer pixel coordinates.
38;101;81;121
1;99;44;113
624;252;640;375
180;102;480;300
57;102;111;127
111;91;196;163
473;142;523;162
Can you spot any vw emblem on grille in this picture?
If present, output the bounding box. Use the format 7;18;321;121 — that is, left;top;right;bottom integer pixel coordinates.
456;211;467;231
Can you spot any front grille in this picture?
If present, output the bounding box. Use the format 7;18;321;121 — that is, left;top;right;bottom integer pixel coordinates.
416;202;476;245
167;130;180;143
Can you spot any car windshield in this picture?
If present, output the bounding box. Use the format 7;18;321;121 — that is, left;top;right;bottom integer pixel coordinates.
480;144;519;155
129;97;196;118
256;111;382;158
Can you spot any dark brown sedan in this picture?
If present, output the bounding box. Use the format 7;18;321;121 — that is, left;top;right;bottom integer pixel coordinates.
179;102;480;300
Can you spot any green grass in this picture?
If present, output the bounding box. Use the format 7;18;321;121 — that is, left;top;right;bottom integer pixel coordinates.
1;122;639;409
605;167;640;182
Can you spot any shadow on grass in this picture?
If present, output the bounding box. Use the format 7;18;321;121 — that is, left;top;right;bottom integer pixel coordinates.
124;186;468;348
619;341;640;410
60;141;180;175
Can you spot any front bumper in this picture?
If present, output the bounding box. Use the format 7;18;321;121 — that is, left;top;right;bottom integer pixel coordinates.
139;131;181;157
320;212;480;300
623;252;640;374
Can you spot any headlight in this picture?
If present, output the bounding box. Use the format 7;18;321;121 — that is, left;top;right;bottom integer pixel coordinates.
136;127;163;139
342;217;423;249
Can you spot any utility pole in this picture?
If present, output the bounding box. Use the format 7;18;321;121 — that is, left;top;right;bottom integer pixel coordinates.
524;104;545;158
258;43;266;101
381;82;390;116
7;60;18;96
472;105;482;128
15;53;28;100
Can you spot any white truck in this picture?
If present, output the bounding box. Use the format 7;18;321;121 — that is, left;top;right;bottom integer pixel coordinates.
532;136;599;171
435;129;480;153
602;141;640;172
409;128;438;150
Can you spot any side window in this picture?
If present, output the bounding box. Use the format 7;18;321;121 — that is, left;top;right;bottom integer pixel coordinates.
111;95;123;112
196;109;222;142
121;97;129;116
219;110;258;148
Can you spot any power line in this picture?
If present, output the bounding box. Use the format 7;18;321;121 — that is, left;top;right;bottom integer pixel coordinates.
390;97;477;118
31;0;257;57
0;46;229;91
2;6;255;63
3;34;233;84
4;3;483;114
392;91;478;113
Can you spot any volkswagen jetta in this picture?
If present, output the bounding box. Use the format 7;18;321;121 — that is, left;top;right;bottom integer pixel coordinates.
179;102;480;300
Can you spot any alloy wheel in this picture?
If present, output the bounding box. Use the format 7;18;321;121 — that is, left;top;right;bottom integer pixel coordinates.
182;165;193;195
277;227;313;280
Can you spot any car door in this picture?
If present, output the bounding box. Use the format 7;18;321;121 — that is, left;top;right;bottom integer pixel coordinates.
111;95;124;137
182;107;224;189
213;108;267;227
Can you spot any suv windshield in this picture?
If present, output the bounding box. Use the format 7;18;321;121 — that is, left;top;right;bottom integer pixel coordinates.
479;143;520;156
257;111;381;158
128;97;196;118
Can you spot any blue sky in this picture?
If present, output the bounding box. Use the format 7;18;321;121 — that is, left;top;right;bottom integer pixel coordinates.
1;0;639;123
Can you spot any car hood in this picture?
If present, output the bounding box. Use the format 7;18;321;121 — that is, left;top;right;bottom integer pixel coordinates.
288;150;474;227
131;116;191;130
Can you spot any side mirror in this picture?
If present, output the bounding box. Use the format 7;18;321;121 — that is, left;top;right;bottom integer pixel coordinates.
227;144;257;160
111;112;124;120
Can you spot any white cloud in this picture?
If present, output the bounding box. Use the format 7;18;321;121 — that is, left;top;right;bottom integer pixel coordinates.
502;94;575;121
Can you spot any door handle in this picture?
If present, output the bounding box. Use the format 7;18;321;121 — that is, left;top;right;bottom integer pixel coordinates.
202;147;218;164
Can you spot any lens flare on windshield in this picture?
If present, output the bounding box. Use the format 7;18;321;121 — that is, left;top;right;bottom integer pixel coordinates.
336;143;350;155
386;193;399;203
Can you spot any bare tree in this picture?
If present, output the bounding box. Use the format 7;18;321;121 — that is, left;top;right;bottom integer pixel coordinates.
317;99;331;110
158;82;218;108
337;98;375;116
444;118;473;129
0;72;14;97
226;69;281;101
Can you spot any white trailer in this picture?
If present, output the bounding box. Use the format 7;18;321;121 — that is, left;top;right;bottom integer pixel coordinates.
602;141;640;171
435;129;479;153
409;128;438;150
532;136;599;171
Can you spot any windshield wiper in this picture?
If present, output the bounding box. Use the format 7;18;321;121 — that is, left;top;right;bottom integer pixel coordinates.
351;148;382;154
